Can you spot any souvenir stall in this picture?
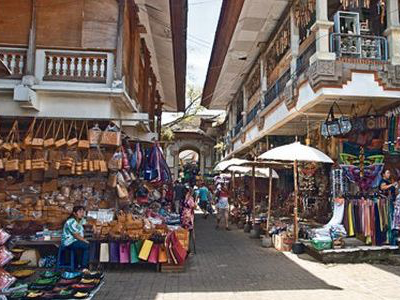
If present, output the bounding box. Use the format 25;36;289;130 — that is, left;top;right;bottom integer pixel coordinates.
257;142;334;253
0;117;191;281
301;102;400;261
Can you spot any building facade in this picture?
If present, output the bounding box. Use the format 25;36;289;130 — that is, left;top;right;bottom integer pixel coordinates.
0;0;187;139
202;0;400;159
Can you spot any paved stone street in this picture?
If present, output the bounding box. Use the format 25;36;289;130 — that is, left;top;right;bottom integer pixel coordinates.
94;215;400;300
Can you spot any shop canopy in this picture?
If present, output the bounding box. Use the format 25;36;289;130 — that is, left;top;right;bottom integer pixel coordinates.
258;142;334;163
228;166;279;179
213;158;251;172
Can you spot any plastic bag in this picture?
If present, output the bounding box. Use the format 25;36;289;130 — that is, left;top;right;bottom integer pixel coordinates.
311;237;332;251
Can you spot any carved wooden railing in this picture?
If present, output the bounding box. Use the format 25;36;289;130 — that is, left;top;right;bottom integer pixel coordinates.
43;51;108;83
0;48;27;79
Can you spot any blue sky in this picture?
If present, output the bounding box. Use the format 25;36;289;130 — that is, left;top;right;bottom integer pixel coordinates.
163;0;223;123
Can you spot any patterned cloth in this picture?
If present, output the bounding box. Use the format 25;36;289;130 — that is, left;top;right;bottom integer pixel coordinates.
61;218;85;247
340;163;383;191
181;196;195;230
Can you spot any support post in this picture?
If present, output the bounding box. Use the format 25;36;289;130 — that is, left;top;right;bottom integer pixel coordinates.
252;164;256;224
385;0;400;65
115;0;125;81
293;160;299;242
309;0;335;64
242;86;248;125
266;167;273;231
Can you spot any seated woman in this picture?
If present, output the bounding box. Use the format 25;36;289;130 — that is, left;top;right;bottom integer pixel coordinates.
61;206;89;270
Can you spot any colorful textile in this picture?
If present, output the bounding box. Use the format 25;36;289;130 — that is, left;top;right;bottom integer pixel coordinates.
340;163;384;190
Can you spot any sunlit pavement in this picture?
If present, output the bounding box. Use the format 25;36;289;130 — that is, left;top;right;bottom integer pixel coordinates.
94;214;400;300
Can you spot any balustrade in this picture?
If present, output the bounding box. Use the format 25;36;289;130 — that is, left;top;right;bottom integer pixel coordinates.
0;48;27;79
44;51;108;83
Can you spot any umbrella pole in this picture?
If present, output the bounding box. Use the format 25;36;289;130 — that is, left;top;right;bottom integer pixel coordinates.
252;165;256;225
293;160;299;242
266;167;273;232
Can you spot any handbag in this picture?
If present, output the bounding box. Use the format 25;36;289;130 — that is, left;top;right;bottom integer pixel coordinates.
42;179;58;192
99;243;109;262
77;121;90;149
1;121;18;152
100;124;121;147
170;231;187;264
148;244;159;264
107;172;118;188
108;150;122;171
55;120;67;148
97;148;108;173
321;102;352;137
116;184;128;198
119;242;130;264
138;240;153;261
130;242;140;263
23;118;36;147
109;241;119;263
66;121;78;147
361;105;388;130
88;123;102;147
31;119;45;148
350;104;365;133
158;245;168;263
43;120;55;148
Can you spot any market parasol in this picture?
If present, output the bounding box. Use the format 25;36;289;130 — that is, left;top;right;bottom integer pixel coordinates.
258;142;334;242
0;60;11;77
228;165;279;178
213;158;251;172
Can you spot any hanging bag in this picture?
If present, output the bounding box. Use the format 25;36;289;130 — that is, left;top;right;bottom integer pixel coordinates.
130;242;140;263
1;121;18;152
99;243;110;263
31;119;45;148
119;242;130;264
100;124;121;147
138;240;153;261
97;147;108;173
88;123;102;147
78;121;90;149
23;118;36;147
43;120;56;148
362;105;388;130
67;121;78;147
321;102;352;137
350;104;366;133
55;120;67;148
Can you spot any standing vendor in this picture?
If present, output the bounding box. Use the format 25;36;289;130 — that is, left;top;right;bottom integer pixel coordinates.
380;169;399;245
380;169;397;201
61;206;89;269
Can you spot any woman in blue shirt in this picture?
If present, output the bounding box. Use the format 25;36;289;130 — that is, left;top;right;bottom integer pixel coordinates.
61;206;89;269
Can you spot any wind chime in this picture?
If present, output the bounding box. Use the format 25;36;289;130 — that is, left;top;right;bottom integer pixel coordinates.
340;0;386;23
293;0;316;28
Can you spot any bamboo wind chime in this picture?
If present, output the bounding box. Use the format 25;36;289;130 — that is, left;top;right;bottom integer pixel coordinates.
293;0;316;28
340;0;386;23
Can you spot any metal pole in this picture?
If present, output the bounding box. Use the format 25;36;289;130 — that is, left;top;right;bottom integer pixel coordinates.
266;167;273;231
293;160;299;242
252;165;256;225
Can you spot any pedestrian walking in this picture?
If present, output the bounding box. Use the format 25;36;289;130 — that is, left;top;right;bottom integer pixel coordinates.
181;186;196;254
196;182;211;218
173;180;186;214
215;184;230;230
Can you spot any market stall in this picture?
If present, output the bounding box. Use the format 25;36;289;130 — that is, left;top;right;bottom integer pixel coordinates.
0;116;191;285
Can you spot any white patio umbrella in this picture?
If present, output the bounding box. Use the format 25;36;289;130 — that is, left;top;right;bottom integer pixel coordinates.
228;166;279;179
213;158;250;172
258;142;334;242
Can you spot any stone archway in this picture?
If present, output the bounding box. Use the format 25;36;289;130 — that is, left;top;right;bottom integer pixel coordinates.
166;137;214;181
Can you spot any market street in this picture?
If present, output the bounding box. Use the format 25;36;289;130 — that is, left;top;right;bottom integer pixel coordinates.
94;214;400;300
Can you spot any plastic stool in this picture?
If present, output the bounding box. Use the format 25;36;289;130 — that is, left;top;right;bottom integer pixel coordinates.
56;246;75;271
